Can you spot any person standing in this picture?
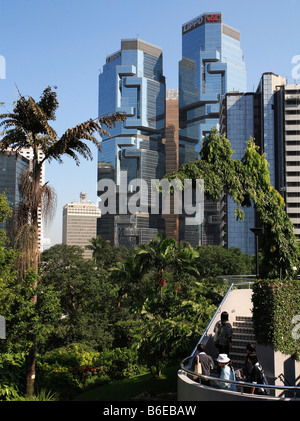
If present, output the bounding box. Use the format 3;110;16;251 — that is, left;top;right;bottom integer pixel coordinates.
216;354;237;391
213;311;233;356
247;352;269;395
192;343;214;385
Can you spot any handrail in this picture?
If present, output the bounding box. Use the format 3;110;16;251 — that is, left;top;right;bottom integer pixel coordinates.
184;279;300;399
180;356;300;398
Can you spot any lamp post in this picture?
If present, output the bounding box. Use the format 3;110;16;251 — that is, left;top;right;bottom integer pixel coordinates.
250;227;263;278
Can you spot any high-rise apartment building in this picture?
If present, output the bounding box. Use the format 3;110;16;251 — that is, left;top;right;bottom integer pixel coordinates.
97;39;166;248
179;12;247;247
62;193;101;259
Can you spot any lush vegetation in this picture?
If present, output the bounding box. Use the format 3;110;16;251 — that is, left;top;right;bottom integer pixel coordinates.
0;198;254;400
0;86;125;395
165;128;299;280
252;279;300;360
1;88;299;400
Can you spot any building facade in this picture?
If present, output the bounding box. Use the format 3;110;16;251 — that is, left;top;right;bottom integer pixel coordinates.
179;12;247;247
219;93;257;254
163;89;180;242
62;193;101;259
275;83;300;240
220;74;300;249
0;151;29;233
97;39;166;247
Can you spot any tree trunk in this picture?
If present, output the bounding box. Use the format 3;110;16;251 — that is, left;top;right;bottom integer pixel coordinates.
25;334;36;396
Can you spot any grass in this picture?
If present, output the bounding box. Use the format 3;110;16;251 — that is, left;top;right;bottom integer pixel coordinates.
74;365;178;401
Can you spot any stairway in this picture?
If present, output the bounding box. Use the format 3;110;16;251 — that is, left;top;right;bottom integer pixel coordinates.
230;316;256;370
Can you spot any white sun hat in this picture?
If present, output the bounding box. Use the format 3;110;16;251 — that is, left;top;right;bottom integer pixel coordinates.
216;354;230;363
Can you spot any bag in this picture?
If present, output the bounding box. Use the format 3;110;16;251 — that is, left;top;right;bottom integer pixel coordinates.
193;355;202;380
257;365;270;395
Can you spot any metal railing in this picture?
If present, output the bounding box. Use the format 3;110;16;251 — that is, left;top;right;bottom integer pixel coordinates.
182;279;300;400
180;356;300;400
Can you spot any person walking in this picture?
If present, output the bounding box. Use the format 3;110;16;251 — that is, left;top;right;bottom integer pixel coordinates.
213;311;233;356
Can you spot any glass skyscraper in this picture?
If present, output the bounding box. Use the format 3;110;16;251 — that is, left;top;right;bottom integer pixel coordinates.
220;93;257;254
220;73;300;253
98;39;166;247
179;12;247;247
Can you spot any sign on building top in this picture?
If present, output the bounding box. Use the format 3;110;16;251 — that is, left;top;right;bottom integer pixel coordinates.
182;13;222;34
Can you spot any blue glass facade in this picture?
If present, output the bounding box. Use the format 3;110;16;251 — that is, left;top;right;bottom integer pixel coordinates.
220;93;256;255
179;12;247;247
98;39;166;247
0;152;29;232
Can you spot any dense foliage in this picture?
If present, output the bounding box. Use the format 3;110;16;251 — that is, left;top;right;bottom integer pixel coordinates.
0;199;254;399
165;129;299;279
252;279;300;360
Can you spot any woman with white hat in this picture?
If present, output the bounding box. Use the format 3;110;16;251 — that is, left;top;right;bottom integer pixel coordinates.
216;354;237;391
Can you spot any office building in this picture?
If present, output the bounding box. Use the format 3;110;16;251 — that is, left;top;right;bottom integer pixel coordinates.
275;82;300;239
220;93;257;254
97;39;166;247
179;12;247;247
0;151;29;233
220;73;300;249
18;147;46;251
62;193;101;259
163;89;180;242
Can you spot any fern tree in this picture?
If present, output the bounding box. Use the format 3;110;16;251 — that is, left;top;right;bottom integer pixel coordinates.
0;86;125;396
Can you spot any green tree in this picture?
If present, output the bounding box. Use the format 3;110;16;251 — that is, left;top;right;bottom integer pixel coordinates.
136;232;176;296
0;192;18;317
165;129;299;279
40;244;115;351
86;236;113;269
0;86;125;395
130;278;219;377
195;245;254;280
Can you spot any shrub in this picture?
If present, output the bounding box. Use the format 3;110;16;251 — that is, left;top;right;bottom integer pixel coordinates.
0;353;25;400
252;279;300;360
37;345;147;399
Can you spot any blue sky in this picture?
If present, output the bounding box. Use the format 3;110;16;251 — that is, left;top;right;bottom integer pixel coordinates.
0;0;299;246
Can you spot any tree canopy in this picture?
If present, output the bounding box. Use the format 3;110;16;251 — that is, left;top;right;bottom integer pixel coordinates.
165;129;299;279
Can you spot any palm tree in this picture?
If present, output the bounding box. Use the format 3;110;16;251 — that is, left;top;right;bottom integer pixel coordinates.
0;86;125;396
86;236;113;269
171;242;199;294
136;232;176;297
110;255;145;307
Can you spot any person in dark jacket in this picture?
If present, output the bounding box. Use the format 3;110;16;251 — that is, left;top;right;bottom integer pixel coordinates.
213;311;233;356
192;343;214;385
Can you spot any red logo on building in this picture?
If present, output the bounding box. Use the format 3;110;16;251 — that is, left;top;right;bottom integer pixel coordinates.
206;14;221;22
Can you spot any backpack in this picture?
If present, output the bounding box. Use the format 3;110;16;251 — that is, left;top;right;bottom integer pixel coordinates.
256;365;270;395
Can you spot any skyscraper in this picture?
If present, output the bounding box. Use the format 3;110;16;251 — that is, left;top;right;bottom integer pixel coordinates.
97;39;166;247
220;74;300;248
220;93;257;254
0;151;29;232
163;89;179;242
179;12;247;247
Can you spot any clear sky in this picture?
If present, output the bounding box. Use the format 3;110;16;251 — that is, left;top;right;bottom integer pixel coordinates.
0;0;299;246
